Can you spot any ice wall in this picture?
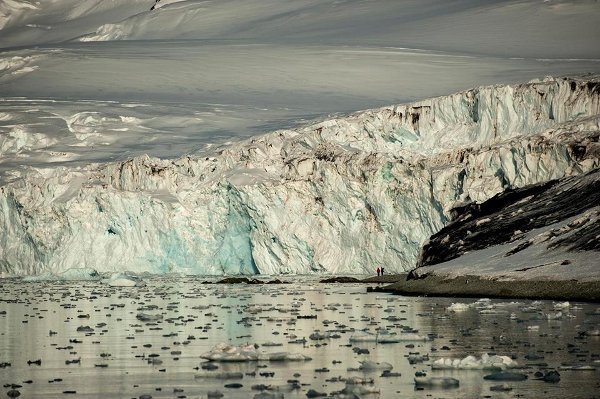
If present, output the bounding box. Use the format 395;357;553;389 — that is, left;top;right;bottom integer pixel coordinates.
1;77;598;275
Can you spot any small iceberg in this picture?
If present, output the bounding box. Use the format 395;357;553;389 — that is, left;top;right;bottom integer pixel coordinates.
447;303;471;312
546;311;563;320
194;371;243;379
136;313;163;322
414;376;459;388
358;360;393;371
201;343;311;362
60;267;101;281
483;372;528;381
349;331;378;343
553;301;570;310
104;272;146;287
349;330;428;343
432;353;518;370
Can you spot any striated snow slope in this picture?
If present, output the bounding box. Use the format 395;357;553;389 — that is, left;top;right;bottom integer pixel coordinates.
0;77;598;276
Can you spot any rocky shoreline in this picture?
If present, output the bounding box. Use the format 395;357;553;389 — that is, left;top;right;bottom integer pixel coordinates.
366;274;600;302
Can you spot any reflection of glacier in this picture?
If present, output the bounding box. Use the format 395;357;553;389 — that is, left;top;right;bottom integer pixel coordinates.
1;77;599;275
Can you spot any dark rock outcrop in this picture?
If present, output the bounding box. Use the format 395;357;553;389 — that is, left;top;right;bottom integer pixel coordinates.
418;169;600;268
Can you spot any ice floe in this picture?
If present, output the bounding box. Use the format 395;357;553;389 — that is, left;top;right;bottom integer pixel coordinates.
201;343;312;362
432;353;519;370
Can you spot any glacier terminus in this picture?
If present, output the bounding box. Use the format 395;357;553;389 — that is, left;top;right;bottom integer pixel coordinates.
1;76;598;276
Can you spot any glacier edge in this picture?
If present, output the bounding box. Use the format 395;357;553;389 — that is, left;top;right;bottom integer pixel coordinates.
1;76;599;276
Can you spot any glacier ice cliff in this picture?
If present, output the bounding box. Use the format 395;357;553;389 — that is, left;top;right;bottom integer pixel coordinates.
1;76;599;275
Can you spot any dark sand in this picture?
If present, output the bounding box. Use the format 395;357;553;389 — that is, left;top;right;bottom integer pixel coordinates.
367;274;600;302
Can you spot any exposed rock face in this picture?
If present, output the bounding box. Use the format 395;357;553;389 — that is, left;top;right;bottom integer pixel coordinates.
1;76;599;275
418;169;600;268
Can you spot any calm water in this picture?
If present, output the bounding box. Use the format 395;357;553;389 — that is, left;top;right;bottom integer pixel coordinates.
1;277;599;398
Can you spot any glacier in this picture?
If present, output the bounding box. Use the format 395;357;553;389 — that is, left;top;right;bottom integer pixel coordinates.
1;76;598;276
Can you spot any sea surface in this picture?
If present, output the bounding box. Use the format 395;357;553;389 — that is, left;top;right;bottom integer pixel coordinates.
1;277;599;398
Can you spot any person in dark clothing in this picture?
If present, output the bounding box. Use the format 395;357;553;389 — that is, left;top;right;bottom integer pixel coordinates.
381;267;385;276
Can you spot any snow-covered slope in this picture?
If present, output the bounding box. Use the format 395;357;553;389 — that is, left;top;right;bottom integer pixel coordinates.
0;0;149;48
1;77;598;276
77;0;600;59
1;0;599;186
2;0;599;59
413;169;600;282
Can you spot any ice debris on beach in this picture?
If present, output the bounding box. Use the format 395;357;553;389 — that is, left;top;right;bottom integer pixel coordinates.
432;353;519;370
201;343;312;362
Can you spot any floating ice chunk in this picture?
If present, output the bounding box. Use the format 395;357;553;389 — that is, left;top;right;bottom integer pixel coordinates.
194;371;243;379
136;313;163;322
484;372;528;381
432;353;518;370
108;278;137;287
447;303;471;312
558;365;596;371
490;384;513;392
201;343;258;362
309;331;336;340
341;384;380;395
414;376;459;388
253;393;284;399
257;352;311;361
104;273;146;287
59;267;101;281
346;377;374;385
375;329;404;343
349;331;378;342
358;360;393;371
261;342;283;347
408;354;429;364
395;333;429;342
349;330;428;343
535;370;560;383
479;308;508;315
546;311;562;320
201;343;311;362
554;301;570;310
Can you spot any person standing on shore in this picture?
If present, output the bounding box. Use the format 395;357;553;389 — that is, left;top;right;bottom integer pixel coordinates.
381;267;385;276
376;267;381;277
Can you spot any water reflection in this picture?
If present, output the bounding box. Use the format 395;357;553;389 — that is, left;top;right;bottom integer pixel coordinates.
0;278;598;398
